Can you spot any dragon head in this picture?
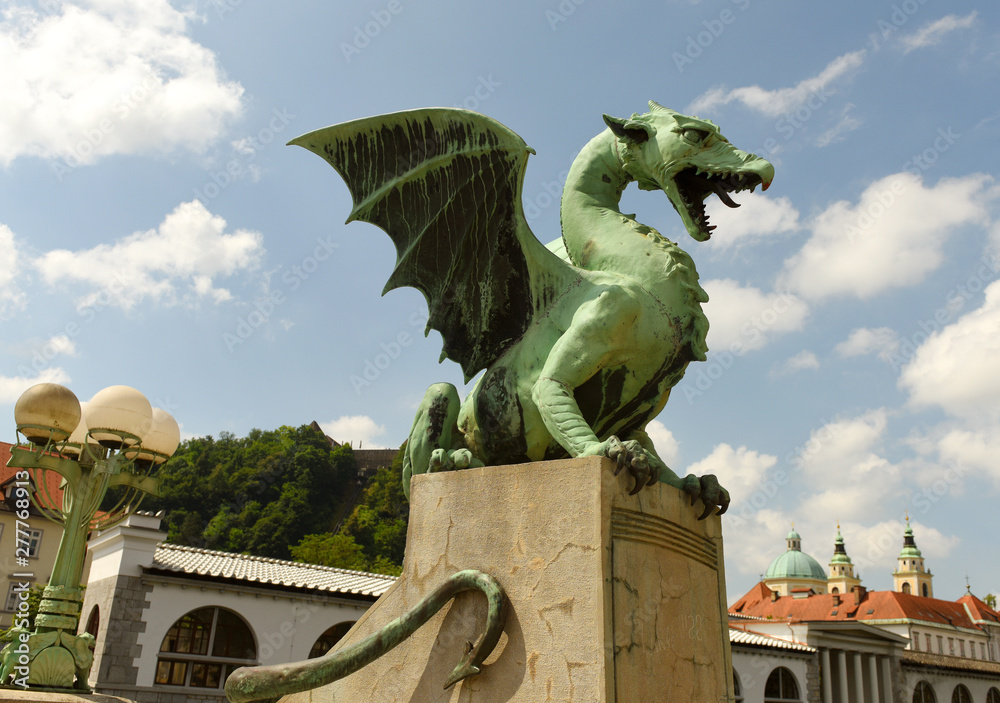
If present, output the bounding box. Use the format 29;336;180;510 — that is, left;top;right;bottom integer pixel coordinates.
604;101;774;242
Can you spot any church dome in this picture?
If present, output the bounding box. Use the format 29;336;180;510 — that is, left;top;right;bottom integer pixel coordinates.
765;528;826;580
765;549;827;580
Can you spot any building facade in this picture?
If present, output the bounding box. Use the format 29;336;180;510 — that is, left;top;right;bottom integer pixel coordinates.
729;523;1000;703
80;511;396;702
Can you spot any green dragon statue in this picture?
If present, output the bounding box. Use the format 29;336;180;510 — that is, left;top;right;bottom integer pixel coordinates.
292;101;773;518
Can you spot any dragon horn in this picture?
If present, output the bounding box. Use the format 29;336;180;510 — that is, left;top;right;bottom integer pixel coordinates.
648;101;675;114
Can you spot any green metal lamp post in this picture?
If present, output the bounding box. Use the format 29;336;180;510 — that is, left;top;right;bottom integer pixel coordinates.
0;383;178;691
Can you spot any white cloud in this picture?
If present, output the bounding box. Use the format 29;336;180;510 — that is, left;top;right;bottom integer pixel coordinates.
688;50;866;117
0;0;244;166
835;327;900;361
794;409;889;479
0;224;27;319
704;194;800;252
899;280;1000;423
780;173;993;300
702;279;809;353
722;507;794;585
847;520;959;576
773;350;819;376
936;427;1000;488
320;415;389;449
719;413;963;594
687;443;777;500
899;12;978;53
815;104;864;147
44;334;77;357
645;420;679;467
0;367;72;404
789;410;914;526
33;200;264;310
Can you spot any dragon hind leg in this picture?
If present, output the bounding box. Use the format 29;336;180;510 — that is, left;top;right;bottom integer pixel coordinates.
402;383;483;499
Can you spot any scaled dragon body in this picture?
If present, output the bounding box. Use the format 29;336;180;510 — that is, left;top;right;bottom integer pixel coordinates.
292;101;773;518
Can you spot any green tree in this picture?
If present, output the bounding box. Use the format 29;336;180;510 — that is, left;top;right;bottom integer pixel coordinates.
290;533;369;572
291;443;409;576
339;449;409;567
142;424;359;560
985;593;997;610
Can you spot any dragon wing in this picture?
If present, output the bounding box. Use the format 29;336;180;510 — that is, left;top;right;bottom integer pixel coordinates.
290;108;578;382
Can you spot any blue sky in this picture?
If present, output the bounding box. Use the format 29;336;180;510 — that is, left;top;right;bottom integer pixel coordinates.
1;0;998;603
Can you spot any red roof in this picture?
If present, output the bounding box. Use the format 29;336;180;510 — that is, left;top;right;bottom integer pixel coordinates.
957;593;1000;624
730;582;985;631
1;440;70;508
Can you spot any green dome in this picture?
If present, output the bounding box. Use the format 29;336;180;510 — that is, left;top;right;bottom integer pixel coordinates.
765;549;827;580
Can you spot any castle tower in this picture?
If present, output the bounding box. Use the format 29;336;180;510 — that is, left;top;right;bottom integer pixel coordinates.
763;527;827;597
827;524;862;595
892;519;933;598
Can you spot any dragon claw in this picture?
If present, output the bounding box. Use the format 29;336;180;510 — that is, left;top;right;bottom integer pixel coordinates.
428;449;477;473
602;436;658;494
679;473;730;520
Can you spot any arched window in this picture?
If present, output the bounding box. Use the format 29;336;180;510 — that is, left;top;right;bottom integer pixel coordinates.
733;670;744;703
85;605;100;637
831;587;840;594
308;621;356;659
922;583;929;597
764;667;800;703
155;607;256;689
902;582;912;594
912;681;936;703
986;687;1000;703
951;685;972;703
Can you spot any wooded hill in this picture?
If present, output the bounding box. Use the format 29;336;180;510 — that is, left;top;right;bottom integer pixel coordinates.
134;424;408;575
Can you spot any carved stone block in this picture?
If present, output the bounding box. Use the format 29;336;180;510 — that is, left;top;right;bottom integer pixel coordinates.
282;457;732;702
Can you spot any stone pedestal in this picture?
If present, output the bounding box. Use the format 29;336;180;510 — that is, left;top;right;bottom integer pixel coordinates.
284;457;732;702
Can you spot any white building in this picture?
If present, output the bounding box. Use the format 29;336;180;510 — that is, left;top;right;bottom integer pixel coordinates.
81;511;395;702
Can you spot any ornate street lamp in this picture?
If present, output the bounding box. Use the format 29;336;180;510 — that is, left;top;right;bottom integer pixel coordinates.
1;383;178;691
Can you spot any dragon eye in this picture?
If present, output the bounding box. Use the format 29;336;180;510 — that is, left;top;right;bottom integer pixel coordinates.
682;128;709;143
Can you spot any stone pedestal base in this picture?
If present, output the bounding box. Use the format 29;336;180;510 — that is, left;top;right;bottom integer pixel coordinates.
285;457;732;702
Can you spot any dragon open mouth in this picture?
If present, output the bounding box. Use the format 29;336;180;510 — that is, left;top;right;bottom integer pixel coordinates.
674;168;766;239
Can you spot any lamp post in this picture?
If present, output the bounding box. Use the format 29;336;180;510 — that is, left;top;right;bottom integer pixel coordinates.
1;383;178;691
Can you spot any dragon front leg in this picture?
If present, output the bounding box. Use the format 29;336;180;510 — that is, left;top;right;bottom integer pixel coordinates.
530;289;662;495
403;383;484;499
533;377;657;495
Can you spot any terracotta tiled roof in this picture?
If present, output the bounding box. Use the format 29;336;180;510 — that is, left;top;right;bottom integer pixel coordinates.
731;582;985;632
902;650;1000;675
148;542;397;598
729;624;816;653
957;593;1000;624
